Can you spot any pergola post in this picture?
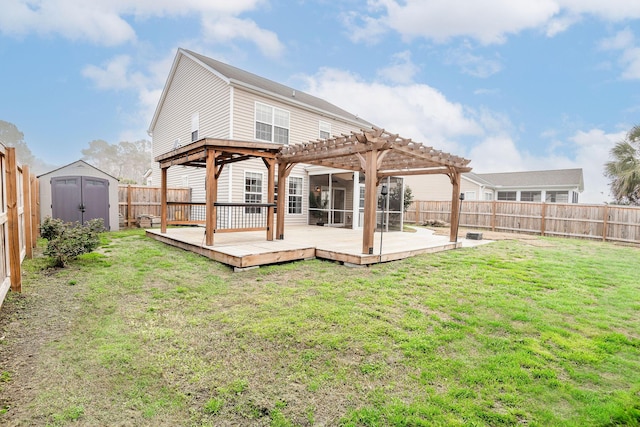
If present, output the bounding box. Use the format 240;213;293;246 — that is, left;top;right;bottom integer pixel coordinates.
264;158;275;241
449;169;461;243
205;148;218;246
276;161;293;240
362;149;378;254
160;167;168;233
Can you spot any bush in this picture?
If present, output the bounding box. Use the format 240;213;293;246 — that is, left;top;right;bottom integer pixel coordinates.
39;217;106;267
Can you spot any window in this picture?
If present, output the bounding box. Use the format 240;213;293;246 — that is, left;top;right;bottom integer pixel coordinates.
545;191;568;203
520;191;541;202
255;102;290;145
572;192;579;203
245;172;263;213
465;191;476;201
497;191;517;201
484;192;493;201
319;121;331;139
191;112;199;142
288;177;303;214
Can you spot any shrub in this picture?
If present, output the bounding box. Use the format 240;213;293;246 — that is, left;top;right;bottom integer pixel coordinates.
39;217;106;267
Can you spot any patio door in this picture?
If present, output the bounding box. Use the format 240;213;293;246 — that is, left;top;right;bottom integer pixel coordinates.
357;184;365;228
332;188;346;225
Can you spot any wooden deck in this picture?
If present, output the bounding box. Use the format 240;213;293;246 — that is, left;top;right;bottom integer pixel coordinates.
146;225;466;270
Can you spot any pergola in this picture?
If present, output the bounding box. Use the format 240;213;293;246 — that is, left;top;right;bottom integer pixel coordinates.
155;128;471;255
276;127;471;254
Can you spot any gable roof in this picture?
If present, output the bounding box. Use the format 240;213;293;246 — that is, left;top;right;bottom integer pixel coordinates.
468;168;584;191
37;160;119;181
149;48;373;134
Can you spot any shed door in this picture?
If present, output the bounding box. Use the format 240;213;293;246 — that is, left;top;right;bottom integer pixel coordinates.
51;176;110;228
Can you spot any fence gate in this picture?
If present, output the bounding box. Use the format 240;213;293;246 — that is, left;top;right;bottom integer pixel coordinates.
51;176;110;228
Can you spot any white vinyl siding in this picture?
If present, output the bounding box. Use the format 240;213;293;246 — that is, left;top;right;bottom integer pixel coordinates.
151;54;231;191
288;176;303;214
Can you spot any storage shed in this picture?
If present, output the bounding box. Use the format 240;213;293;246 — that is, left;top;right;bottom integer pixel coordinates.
38;160;119;231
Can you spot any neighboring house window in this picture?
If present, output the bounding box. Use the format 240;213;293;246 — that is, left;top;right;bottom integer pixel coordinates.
546;191;568;203
245;172;263;213
288;177;303;214
497;191;517;201
319;121;331;140
465;191;476;201
255;102;290;145
191;112;199;142
572;192;579;203
520;191;541;202
484;192;493;201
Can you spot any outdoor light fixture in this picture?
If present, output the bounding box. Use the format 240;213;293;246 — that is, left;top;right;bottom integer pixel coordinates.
379;184;389;262
315;186;320;192
455;192;464;244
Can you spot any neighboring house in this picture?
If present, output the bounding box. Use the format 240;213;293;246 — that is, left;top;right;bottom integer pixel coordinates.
149;48;408;229
405;168;584;203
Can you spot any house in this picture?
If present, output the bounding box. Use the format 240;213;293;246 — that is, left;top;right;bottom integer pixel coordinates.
148;49;471;253
404;168;584;203
148;49;399;230
38;160;120;230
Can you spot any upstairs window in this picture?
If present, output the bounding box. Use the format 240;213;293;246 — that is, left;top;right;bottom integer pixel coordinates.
319;121;331;140
191;112;199;142
255;102;290;145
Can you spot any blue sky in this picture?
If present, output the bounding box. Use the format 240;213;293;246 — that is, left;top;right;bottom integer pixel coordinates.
1;0;640;203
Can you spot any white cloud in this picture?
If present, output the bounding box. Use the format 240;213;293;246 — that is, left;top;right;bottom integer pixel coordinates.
377;51;420;84
599;28;640;80
445;48;503;78
301;67;482;153
82;55;146;90
0;0;274;48
201;15;285;59
303;65;620;203
350;0;640;45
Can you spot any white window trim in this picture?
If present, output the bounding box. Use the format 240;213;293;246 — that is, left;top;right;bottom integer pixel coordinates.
191;112;199;142
244;170;264;213
319;121;331;140
254;101;290;145
287;176;304;215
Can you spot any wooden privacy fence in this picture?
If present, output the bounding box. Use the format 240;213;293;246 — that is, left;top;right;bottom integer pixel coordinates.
406;200;640;244
119;185;191;227
0;146;39;308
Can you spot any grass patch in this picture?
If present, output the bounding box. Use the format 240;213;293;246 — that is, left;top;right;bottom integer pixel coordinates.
1;228;639;425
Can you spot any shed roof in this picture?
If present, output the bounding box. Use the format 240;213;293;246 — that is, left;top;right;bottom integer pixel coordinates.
472;168;584;191
37;160;119;181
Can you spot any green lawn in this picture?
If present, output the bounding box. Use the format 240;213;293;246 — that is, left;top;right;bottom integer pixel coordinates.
2;229;639;426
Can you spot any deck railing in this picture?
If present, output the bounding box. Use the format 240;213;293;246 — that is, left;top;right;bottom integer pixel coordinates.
165;202;276;233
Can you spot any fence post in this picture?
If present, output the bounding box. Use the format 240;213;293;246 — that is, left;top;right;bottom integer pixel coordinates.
22;165;33;259
416;201;421;224
491;200;496;231
127;184;133;227
6;148;21;293
602;204;609;242
540;202;546;237
30;173;39;242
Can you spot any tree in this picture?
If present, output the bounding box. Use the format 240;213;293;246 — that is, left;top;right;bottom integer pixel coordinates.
604;125;640;205
0;119;36;166
82;139;152;184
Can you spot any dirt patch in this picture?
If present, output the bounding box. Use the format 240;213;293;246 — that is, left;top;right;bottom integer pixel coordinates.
427;226;552;245
0;265;86;425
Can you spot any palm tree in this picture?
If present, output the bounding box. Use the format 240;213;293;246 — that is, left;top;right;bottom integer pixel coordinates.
605;125;640;205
